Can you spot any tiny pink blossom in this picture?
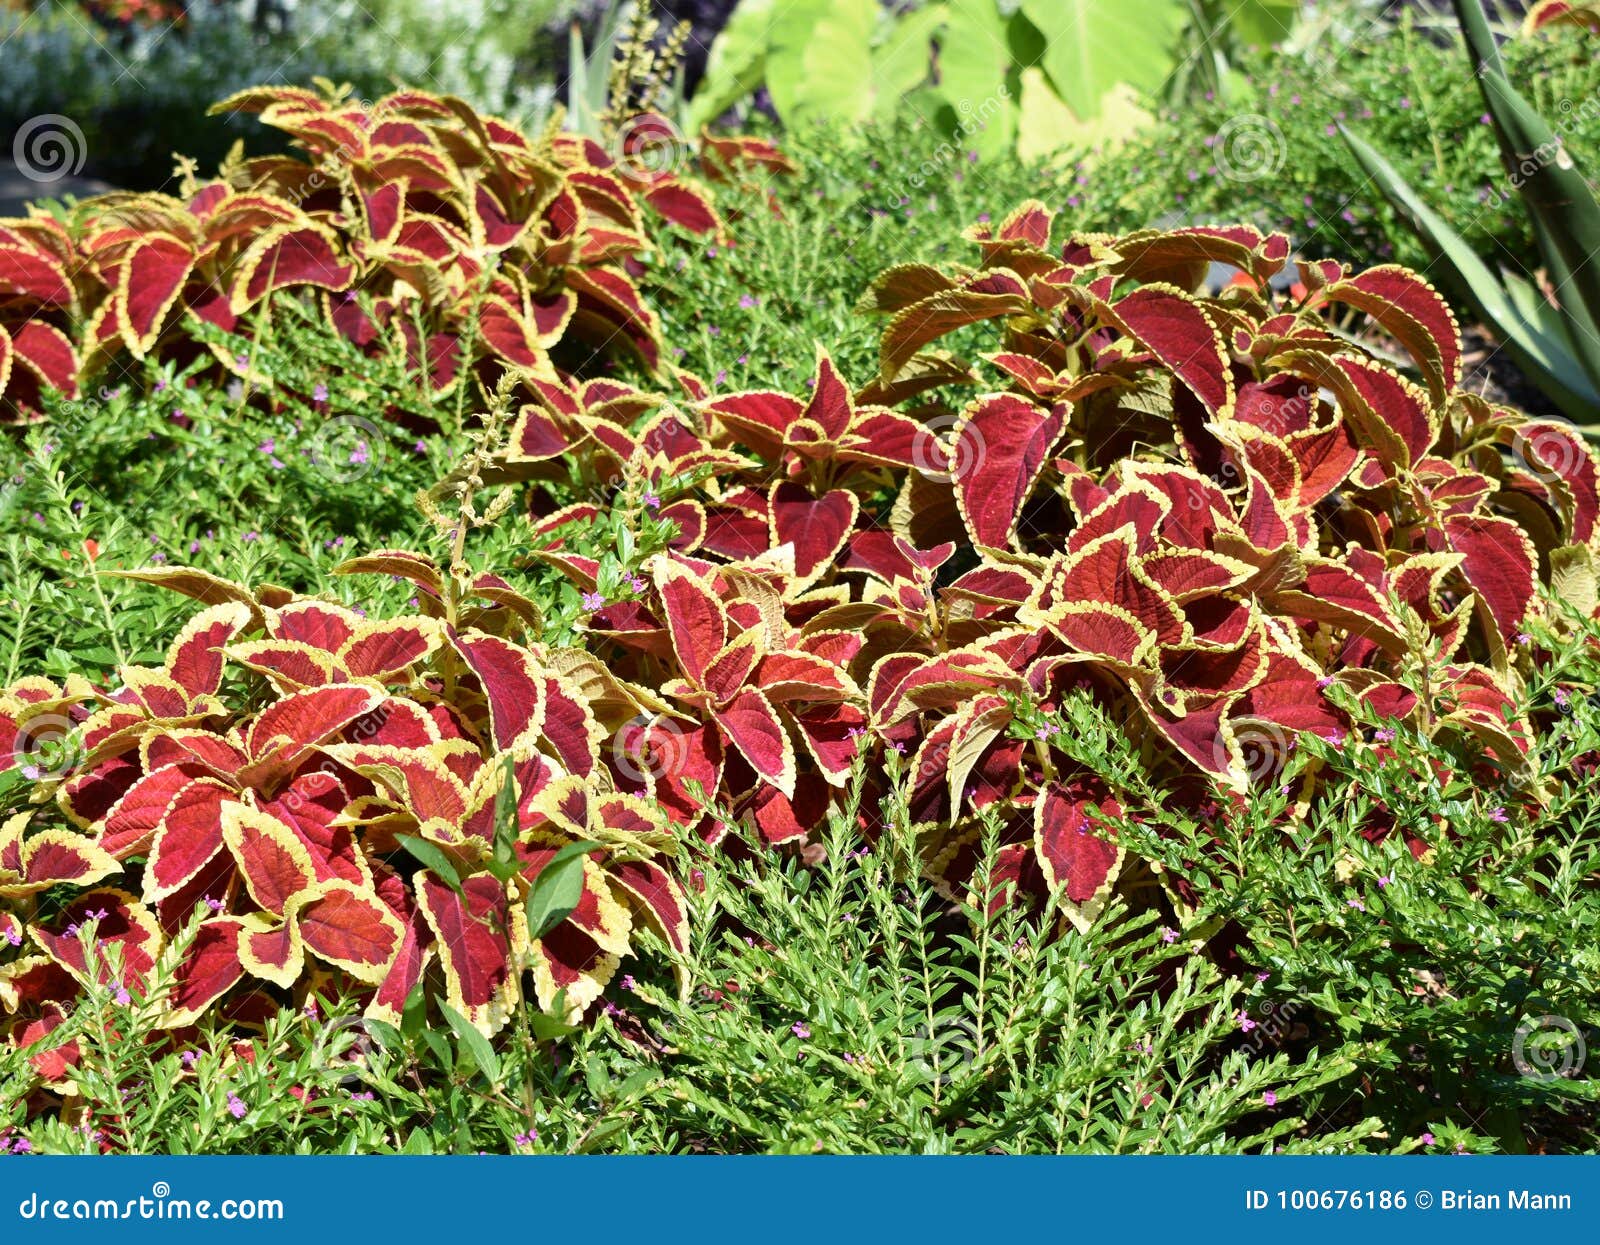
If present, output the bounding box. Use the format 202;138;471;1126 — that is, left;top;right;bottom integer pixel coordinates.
1263;1091;1278;1107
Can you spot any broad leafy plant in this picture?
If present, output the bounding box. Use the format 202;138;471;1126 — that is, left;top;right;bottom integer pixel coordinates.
1345;0;1600;426
0;82;787;421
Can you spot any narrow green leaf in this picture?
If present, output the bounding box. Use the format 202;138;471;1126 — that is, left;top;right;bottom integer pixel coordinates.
396;834;463;895
440;1001;502;1084
525;839;604;940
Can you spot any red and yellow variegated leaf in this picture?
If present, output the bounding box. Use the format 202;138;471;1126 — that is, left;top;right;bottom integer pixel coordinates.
231;224;355;314
338;617;441;682
287;880;404;984
143;778;234;902
167;601;253;699
1034;778;1123;932
1106;285;1233;416
34;888;162;991
950;394;1067;550
609;858;688;955
237;913;306;989
165;917;246;1025
11;828;119;895
713;688;796;797
768;482;858;587
1324;265;1461;404
651;560;727;684
879;271;1031;379
220;802;319;916
447;630;547;755
416;872;523;1036
1444;514;1537;656
115;233;194;356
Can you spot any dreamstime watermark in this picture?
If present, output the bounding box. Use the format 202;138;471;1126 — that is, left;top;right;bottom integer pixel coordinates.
612;113;692;182
906;1015;980;1086
910;412;985;484
1478;74;1600;208
1211;113;1287;183
9;711;83;784
1510;422;1588;487
903;88;1011;193
1217;722;1291;787
610;712;688;784
12;114;87;184
307;414;385;483
1512;1014;1587;1082
16;1182;283;1221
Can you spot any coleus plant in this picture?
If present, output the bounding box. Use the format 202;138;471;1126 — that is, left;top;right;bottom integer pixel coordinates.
502;207;1598;930
0;554;691;1082
0;86;790;420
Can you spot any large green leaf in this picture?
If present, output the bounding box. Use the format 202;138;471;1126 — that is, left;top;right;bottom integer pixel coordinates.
1021;0;1185;120
688;0;779;129
767;0;878;126
869;2;947;121
1228;0;1298;48
932;0;1024;157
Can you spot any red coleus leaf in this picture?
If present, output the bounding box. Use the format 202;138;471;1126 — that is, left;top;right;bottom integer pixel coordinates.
416;872;521;1036
949;395;1067;550
1106;285;1233;416
768;482;858;586
1443;514;1536;655
1034;778;1123;930
1324;265;1461;404
447;630;546;755
652;561;728;684
290;881;404;984
714;689;796;798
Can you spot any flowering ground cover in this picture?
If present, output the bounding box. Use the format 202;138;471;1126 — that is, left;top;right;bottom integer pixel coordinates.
0;1;1596;1157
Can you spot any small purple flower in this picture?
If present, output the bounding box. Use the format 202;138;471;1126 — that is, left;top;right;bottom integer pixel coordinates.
12;1138;31;1154
348;442;370;466
114;987;131;1006
1263;1091;1278;1107
621;974;637;991
1420;1131;1435;1146
1161;927;1178;945
581;591;607;612
642;491;660;510
738;294;758;310
1373;728;1395;743
312;383;329;403
1347;898;1366;912
1237;1011;1257;1033
180;1050;198;1067
627;575;648;593
791;1022;811;1040
226;1093;247;1120
1377;874;1393;889
1554;687;1571;709
3;927;20;947
1489;806;1509;824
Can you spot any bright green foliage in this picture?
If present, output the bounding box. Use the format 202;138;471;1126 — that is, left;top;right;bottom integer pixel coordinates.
1346;0;1600;426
